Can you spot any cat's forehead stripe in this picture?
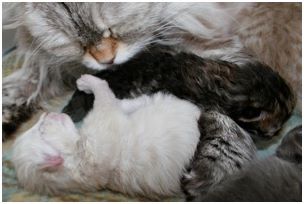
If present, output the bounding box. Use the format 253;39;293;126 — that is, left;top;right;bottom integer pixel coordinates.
91;5;108;32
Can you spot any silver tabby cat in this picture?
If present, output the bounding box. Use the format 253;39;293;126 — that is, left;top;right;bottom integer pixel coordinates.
2;3;301;138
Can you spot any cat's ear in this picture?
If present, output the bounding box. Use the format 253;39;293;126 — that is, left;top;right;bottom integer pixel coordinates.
39;154;64;172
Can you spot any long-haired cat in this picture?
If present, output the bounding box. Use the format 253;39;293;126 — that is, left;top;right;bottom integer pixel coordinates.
12;74;257;199
189;125;302;202
2;3;301;139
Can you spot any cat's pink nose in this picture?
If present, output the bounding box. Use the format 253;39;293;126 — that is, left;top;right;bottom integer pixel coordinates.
87;37;117;64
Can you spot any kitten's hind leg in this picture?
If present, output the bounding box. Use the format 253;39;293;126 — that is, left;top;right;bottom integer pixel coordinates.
181;111;257;201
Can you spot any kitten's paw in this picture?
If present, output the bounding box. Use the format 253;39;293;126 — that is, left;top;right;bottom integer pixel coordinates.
76;75;94;93
77;74;110;93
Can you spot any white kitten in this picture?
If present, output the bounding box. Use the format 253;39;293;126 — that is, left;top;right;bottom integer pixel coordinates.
12;74;201;198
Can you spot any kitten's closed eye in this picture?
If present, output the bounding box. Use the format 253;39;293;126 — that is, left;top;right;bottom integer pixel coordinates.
238;107;264;122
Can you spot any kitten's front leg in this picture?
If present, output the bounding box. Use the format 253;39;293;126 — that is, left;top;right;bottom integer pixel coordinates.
181;111;257;201
63;69;150;122
76;74;118;111
76;74;130;129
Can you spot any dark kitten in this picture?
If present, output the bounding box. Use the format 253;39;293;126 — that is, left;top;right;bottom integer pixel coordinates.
191;125;302;202
63;45;295;139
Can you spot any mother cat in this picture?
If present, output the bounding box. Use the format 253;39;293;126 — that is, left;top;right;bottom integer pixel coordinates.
2;3;301;138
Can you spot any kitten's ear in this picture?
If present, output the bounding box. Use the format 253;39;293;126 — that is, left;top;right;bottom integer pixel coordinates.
40;155;64;172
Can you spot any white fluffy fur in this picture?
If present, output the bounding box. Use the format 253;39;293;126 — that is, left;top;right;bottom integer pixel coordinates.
12;74;201;198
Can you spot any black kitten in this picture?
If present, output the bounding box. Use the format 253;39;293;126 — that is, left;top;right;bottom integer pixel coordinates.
191;125;302;202
63;45;295;139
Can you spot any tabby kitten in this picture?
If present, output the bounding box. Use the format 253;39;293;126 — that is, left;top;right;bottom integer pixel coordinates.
181;110;257;200
191;125;302;202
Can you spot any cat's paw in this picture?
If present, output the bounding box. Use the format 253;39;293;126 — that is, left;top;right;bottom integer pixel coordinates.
2;102;38;141
2;80;39;141
77;74;110;93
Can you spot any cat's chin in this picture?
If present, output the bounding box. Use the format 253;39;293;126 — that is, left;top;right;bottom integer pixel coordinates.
82;60;109;70
81;52;123;71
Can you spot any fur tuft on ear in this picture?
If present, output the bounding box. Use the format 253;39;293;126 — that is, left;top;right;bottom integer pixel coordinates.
40;154;64;172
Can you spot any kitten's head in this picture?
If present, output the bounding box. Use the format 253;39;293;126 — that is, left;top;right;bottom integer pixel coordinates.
17;3;167;70
12;112;82;194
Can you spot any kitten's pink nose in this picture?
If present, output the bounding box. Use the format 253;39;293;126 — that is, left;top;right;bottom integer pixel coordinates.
45;155;64;167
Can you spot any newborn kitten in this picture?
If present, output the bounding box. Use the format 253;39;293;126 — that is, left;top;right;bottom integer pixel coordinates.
12;74;202;198
63;45;295;140
190;125;302;202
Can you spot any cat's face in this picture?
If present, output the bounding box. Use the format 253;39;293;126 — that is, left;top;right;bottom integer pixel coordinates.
23;3;164;70
12;112;81;194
